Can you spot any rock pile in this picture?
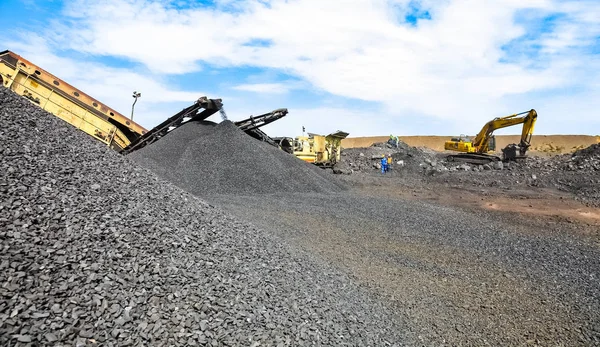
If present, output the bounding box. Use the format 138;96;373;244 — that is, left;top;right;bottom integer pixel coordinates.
0;88;402;346
337;140;437;175
560;143;600;171
129;120;345;195
547;143;600;206
339;140;600;206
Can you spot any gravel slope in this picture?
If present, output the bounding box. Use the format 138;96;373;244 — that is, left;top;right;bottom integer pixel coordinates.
129;120;345;195
209;191;600;346
0;89;403;346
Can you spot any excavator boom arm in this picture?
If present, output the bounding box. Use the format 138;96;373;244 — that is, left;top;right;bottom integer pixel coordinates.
472;109;537;153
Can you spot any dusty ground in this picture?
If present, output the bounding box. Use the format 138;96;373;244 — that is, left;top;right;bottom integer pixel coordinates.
343;135;600;155
358;176;600;231
208;176;600;346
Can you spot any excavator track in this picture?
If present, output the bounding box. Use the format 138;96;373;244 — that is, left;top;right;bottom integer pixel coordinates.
446;153;501;165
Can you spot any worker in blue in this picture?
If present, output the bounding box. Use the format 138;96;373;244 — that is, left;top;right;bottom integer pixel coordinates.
381;156;387;174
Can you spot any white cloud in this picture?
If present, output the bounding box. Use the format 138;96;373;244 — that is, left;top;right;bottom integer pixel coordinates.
233;83;289;94
3;0;599;134
1;34;213;128
261;106;387;138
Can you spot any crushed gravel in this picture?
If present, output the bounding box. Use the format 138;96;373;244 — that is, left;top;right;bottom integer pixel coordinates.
129;120;345;195
0;88;403;346
210;190;600;346
338;140;600;206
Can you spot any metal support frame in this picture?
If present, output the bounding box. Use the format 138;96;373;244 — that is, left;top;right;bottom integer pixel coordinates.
121;96;223;154
131;91;141;120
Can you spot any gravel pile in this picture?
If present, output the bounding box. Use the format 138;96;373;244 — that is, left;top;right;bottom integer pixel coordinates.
547;143;600;206
0;88;403;346
337;140;436;175
210;189;600;346
130;120;344;195
423;146;600;206
560;143;600;171
339;140;600;206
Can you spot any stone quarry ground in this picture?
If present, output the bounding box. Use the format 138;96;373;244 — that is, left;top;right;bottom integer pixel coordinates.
1;87;599;346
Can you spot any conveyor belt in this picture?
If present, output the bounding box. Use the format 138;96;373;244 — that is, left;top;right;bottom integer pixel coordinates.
235;108;288;147
121;97;222;154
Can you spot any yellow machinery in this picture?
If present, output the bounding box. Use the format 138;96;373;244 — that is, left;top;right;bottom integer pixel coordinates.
445;109;538;164
0;50;148;151
275;131;349;167
0;50;224;153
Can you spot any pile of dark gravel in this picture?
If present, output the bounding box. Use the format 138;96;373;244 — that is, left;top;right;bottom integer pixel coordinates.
548;144;600;206
0;88;403;346
129;120;345;195
340;138;600;206
561;143;600;171
337;141;436;175
423;145;600;206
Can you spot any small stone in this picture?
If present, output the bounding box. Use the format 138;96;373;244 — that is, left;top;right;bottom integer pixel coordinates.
32;312;50;319
80;329;94;338
75;337;87;347
44;333;58;342
15;335;32;342
200;320;208;331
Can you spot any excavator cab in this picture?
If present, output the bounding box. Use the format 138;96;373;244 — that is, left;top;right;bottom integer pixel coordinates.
488;135;496;151
450;134;470;142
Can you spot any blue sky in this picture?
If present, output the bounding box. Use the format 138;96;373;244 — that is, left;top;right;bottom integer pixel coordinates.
1;0;599;136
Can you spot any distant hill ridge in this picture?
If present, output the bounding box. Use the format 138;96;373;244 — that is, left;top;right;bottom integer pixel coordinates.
342;135;600;155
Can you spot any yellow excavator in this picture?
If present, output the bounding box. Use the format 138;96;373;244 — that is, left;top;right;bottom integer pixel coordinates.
445;109;538;164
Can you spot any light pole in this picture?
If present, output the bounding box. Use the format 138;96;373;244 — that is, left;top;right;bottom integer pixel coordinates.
131;91;141;121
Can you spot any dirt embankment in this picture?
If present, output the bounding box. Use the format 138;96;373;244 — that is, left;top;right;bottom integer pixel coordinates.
343;135;600;155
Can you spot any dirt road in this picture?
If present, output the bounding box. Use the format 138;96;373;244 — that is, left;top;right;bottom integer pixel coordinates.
208;179;600;346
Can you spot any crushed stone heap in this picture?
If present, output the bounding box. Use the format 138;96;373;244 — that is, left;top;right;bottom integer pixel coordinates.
0;88;402;346
129;120;345;195
337;140;438;175
561;143;600;171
